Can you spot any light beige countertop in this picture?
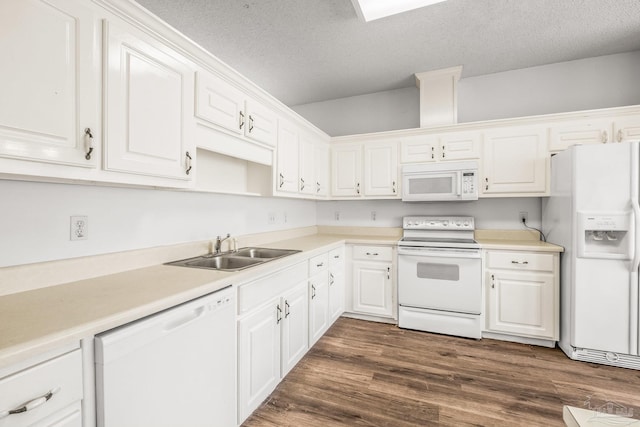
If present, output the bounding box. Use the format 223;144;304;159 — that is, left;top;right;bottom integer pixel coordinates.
0;226;562;371
475;229;564;253
0;230;399;370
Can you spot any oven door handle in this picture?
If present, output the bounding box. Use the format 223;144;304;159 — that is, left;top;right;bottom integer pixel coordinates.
398;246;481;259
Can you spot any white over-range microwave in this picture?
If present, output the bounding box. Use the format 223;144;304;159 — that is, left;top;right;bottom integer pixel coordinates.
401;161;479;202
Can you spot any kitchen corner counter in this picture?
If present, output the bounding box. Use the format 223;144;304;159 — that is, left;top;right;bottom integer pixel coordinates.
0;230;399;370
475;229;564;253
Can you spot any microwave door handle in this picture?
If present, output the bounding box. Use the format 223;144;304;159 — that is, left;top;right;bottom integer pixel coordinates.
457;173;462;196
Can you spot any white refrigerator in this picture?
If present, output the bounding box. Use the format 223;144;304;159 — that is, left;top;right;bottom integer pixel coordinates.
543;141;640;369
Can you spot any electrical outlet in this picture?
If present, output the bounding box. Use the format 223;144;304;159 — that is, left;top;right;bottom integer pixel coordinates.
519;211;528;224
268;212;276;224
334;211;340;221
70;216;88;240
371;211;377;221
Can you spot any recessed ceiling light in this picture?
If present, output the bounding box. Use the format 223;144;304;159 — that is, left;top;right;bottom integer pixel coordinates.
351;0;447;22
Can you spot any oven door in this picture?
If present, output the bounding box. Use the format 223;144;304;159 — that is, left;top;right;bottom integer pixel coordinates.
398;246;482;314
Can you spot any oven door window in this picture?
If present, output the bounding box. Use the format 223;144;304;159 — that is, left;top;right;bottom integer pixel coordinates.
417;262;459;281
403;172;460;201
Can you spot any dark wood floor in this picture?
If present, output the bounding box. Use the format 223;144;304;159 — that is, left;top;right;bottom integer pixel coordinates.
243;317;640;426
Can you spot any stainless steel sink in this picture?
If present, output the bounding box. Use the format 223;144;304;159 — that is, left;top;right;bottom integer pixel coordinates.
166;247;301;271
234;247;300;259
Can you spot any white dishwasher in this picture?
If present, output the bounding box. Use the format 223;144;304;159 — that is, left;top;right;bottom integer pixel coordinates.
95;286;235;427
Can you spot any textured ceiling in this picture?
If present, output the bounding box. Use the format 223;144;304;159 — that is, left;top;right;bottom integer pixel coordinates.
136;0;640;107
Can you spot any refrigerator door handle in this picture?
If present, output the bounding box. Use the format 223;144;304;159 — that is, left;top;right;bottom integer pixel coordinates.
629;142;639;355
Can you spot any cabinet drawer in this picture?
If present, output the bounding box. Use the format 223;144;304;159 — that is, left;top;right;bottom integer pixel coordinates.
0;349;83;427
238;262;307;315
309;253;329;276
486;251;554;272
352;245;393;262
328;247;345;266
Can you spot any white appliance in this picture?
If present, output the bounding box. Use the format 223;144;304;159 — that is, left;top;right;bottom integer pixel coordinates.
543;141;640;369
401;161;478;202
398;216;483;339
95;286;236;426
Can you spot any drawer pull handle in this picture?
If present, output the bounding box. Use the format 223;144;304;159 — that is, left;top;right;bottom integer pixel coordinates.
329;273;335;285
284;300;290;318
276;304;282;324
316;262;324;267
491;274;495;289
311;284;316;299
511;260;529;265
366;252;379;256
334;255;340;259
0;387;61;419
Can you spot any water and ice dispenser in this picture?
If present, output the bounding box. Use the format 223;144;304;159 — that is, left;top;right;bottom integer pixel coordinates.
577;212;632;259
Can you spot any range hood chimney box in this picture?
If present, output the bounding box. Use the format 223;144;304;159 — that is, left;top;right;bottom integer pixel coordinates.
415;66;462;128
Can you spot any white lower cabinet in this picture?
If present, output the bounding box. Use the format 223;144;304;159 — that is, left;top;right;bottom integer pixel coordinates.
484;250;559;342
328;247;346;323
237;262;308;424
348;245;395;319
309;253;330;346
0;346;83;427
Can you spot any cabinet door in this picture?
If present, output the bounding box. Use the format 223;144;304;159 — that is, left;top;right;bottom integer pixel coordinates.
281;282;309;376
331;144;362;197
0;0;99;167
298;137;316;195
352;261;393;317
400;135;437;163
194;70;244;136
329;268;345;323
363;142;399;196
104;20;194;180
245;98;277;147
276;120;299;193
314;143;329;197
440;131;481;160
548;119;612;152
482;126;548;196
614;114;640;143
237;299;281;423
309;274;330;346
487;270;555;339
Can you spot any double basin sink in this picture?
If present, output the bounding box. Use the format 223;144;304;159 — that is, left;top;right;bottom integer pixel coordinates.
166;247;301;271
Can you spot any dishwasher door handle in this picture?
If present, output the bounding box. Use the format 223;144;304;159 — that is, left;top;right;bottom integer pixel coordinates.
163;306;207;332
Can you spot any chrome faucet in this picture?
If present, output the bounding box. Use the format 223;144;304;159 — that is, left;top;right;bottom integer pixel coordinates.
214;233;231;254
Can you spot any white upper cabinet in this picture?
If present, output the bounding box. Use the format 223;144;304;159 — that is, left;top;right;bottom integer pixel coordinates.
0;0;99;167
614;114;640;143
331;141;399;198
548;118;612;152
245;98;277;147
299;136;316;195
400;131;480;163
314;143;329;197
481;126;548;197
195;70;245;136
331;144;362;197
276;120;300;193
195;70;276;147
103;19;195;181
363;142;398;196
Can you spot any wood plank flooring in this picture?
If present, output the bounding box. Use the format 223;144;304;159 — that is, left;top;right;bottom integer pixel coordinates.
242;317;640;426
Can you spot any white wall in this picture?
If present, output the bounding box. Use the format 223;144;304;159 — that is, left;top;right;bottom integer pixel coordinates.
292;51;640;136
292;87;420;136
317;198;542;231
0;180;316;267
458;51;640;123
